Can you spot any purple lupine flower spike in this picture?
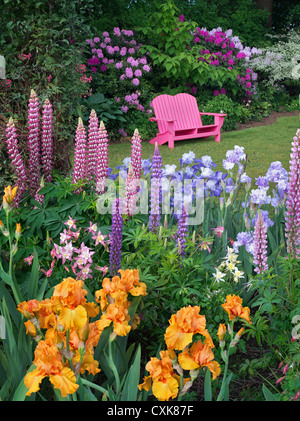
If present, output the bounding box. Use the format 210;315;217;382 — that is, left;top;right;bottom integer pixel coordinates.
95;120;109;193
253;209;268;274
149;142;162;232
87;109;100;181
5;118;28;206
41;98;53;183
177;204;188;257
109;197;123;276
27;89;41;195
131;128;142;180
285;129;300;258
72;117;87;192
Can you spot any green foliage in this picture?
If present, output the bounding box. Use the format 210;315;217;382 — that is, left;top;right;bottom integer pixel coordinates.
0;0;97;172
201;95;250;131
139;1;239;94
175;0;269;46
76;93;126;127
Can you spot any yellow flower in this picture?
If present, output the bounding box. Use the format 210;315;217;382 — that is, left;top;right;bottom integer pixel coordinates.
57;305;88;331
222;294;251;324
178;341;221;380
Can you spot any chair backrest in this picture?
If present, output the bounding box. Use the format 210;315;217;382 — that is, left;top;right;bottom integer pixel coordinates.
151;93;202;133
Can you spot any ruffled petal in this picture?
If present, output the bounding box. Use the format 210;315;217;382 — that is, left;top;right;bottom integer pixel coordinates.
24;368;46;396
49;367;79;397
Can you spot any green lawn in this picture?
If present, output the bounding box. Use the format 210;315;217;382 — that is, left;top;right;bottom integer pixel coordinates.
107;115;300;180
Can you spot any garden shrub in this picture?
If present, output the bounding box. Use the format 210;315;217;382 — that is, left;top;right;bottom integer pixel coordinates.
83;28;154;137
201;95;249;131
248;30;300;97
174;0;269;47
0;0;98;175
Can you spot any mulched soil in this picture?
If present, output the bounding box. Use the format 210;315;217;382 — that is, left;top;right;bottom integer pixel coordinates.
234;110;299;131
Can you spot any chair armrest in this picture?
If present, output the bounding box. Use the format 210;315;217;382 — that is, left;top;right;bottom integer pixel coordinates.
199;112;227;117
149;117;176;123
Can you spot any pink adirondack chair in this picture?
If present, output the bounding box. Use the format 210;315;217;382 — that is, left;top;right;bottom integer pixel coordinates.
149;93;227;148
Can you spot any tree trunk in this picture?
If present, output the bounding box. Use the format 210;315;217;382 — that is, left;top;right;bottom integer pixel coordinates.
253;0;274;28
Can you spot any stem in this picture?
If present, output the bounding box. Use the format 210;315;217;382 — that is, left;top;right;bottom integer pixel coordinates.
217;321;234;401
217;354;229;401
108;338;121;395
6;212;22;304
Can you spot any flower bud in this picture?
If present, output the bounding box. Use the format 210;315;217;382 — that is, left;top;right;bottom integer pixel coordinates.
15;223;21;240
177;238;181;254
217;323;226;341
192;230;196;244
164;215;168;228
24;320;37;338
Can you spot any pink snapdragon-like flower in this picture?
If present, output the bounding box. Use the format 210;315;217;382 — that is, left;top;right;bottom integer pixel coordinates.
92;230;107;247
212;226;225;238
18;53;31;61
41;260;55;278
95;265;108;276
24;254;34;265
86;221;98;234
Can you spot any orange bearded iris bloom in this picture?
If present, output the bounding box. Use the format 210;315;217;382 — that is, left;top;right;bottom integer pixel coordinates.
178;340;221;380
18;299;41;319
24;339;79;397
95;269;147;311
164;306;214;351
221;294;251;324
52;277;88;308
97;302;131;336
52;277;99;331
138;350;180;401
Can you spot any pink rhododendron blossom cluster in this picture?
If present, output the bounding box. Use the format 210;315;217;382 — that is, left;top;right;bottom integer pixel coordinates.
191;26;262;98
85;28;151;115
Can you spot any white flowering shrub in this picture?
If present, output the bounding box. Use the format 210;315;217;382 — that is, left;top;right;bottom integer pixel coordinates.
249;30;300;86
